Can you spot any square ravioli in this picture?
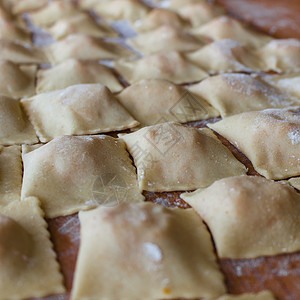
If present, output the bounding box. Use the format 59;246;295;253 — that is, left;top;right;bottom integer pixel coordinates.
0;145;22;206
208;108;300;179
48;13;118;40
0;60;36;99
21;135;144;218
0;38;47;63
127;25;204;55
0;197;65;299
0;96;38;145
36;59;123;94
46;34;135;65
192;16;272;49
114;51;208;84
188;73;298;118
116;79;219;127
120;123;246;192
181;176;300;259
186;39;264;73
22;84;138;142
71;202;226;300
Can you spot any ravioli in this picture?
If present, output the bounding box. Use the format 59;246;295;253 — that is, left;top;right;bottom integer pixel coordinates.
134;8;188;32
30;1;80;27
0;39;47;63
36;59;123;93
11;0;49;14
114;51;208;84
93;0;150;23
116;79;219;126
71;202;226;300
46;34;135;65
208;108;300;179
0;197;65;299
128;25;204;55
186;39;263;73
257;39;300;72
181;175;300;258
193;16;272;49
21;135;144;218
0;146;22;206
48;13;118;40
0;19;32;44
22;84;138;142
120;123;246;192
0;96;37;145
189;73;298;117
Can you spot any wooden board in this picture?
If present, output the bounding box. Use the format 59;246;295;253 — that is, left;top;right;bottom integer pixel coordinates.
36;1;300;299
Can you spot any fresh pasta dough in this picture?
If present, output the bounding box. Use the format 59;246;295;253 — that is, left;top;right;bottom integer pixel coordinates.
262;72;300;98
257;39;300;72
46;34;135;65
36;59;123;93
192;16;271;49
0;18;31;44
120;123;246;192
11;0;49;14
21;135;144;218
0;145;22;206
0;60;36;99
30;1;80;27
0;197;65;299
208;108;300;179
114;51;208;84
188;73;298;117
93;0;150;23
128;25;204;55
0;39;47;63
71;202;226;300
116;79;219;126
0;96;37;145
288;177;300;190
22;84;138;142
48;13;118;40
134;8;188;32
177;2;225;27
181;175;300;259
186;39;263;73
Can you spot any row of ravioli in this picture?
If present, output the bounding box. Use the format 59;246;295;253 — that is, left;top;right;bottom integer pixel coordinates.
2;138;299;299
0;0;300;79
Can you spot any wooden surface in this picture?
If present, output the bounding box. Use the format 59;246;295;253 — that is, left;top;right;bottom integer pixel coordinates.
39;1;300;300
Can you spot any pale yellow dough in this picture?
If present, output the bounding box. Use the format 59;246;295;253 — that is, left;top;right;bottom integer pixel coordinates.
48;13;118;40
0;145;22;206
30;1;80;27
0;38;47;63
189;73;298;118
116;79;219;126
11;0;48;14
193;16;272;49
93;0;150;23
0;197;65;299
208;108;300;179
257;39;300;72
36;59;123;93
0;96;38;145
0;60;36;99
181;175;300;259
21;135;144;218
177;2;225;27
46;34;135;65
71;202;226;300
115;51;208;84
0;18;31;44
120;123;246;192
134;8;188;32
128;25;204;55
262;72;300;98
213;290;276;300
186;39;263;73
22;84;138;142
